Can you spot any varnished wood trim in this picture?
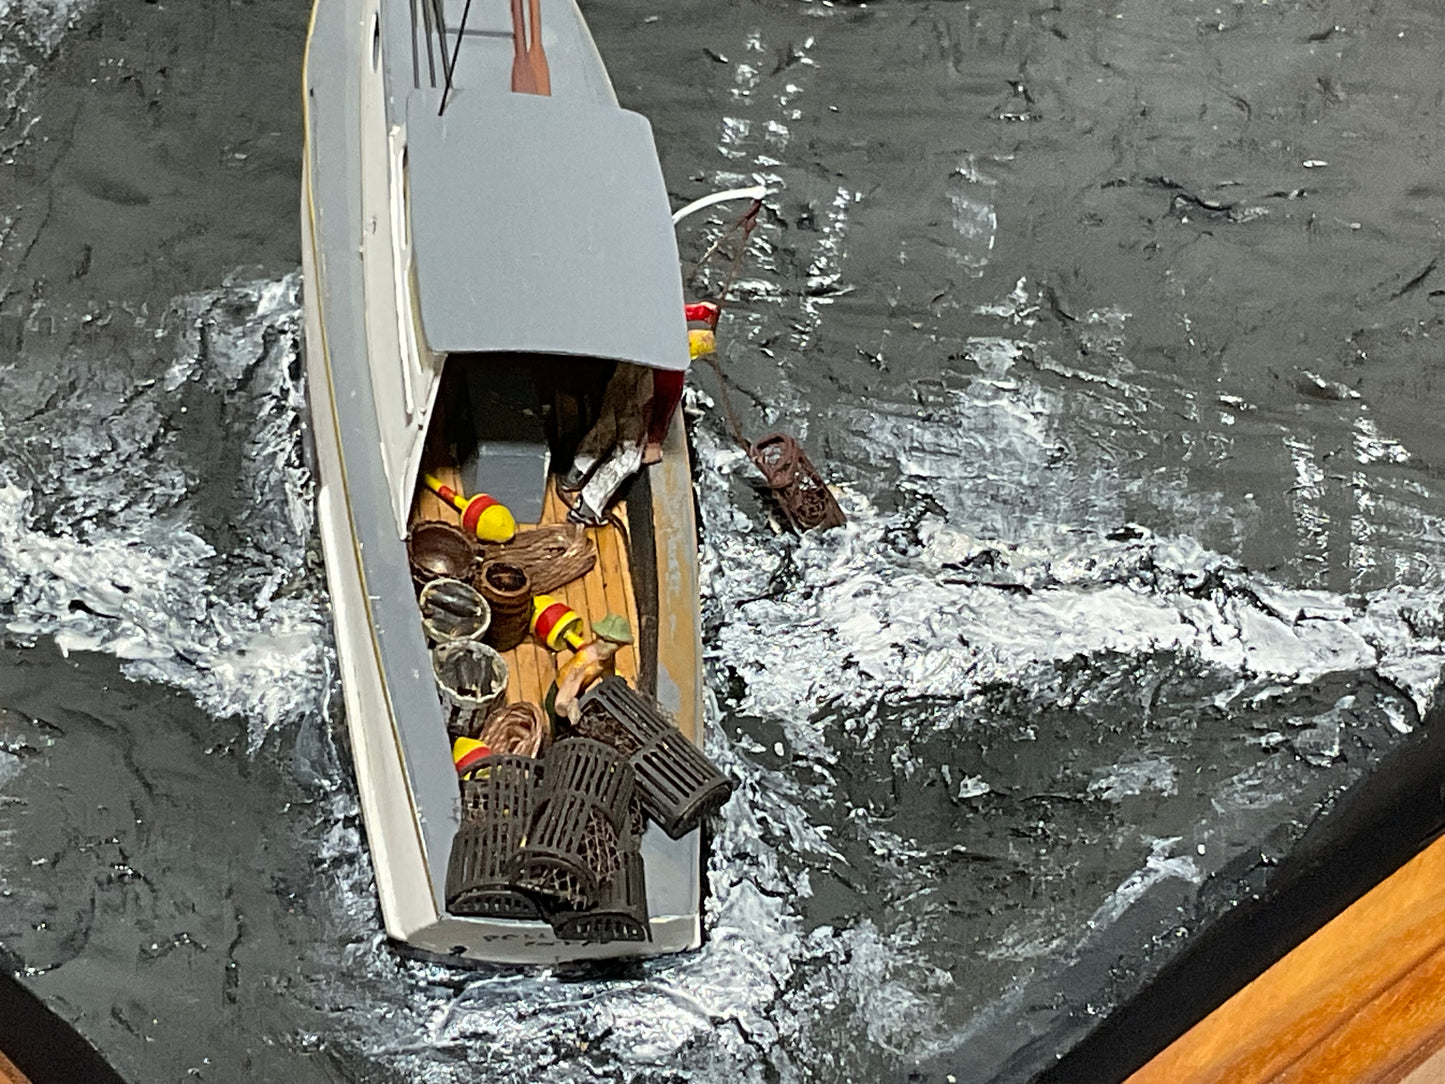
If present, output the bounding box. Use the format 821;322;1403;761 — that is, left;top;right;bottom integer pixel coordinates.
645;414;702;742
1403;1042;1445;1084
625;467;659;699
0;1048;30;1084
1128;832;1445;1084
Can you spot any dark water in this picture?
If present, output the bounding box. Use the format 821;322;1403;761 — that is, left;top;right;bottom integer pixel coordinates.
2;1;1445;1082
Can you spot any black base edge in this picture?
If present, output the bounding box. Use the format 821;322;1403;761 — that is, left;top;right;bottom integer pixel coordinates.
0;965;128;1084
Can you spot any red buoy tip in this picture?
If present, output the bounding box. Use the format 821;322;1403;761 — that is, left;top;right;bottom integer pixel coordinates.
454;743;493;775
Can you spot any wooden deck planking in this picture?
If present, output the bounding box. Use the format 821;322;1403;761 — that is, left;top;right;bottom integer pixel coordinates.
410;448;641;712
541;480;639;686
416;485;449;522
602;518;639;671
501;643;525;703
578;546;612;648
593;505;635;643
509;639;555;710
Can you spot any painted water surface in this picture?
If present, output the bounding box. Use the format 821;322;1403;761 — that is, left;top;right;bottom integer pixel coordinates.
2;1;1444;1081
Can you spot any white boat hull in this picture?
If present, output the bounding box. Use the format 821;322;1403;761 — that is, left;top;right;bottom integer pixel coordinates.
300;0;707;963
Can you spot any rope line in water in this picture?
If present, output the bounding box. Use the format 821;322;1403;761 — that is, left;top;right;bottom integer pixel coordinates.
688;201;846;531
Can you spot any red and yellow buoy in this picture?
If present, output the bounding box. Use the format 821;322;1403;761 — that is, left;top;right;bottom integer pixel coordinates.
688;328;716;359
424;474;516;543
531;594;587;651
452;736;492;777
686;301;720;360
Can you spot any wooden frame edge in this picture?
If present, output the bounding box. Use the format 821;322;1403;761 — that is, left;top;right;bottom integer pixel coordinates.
1128;831;1445;1084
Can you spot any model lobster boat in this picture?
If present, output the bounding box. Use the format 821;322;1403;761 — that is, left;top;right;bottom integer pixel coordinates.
300;0;730;962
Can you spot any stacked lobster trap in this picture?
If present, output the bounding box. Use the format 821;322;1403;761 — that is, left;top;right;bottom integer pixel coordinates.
444;678;731;942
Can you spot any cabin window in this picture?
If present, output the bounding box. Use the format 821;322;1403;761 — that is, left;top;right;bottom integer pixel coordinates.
388;128;424;424
399;149;410;249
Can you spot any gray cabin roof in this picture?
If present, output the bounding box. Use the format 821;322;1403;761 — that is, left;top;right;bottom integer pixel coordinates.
403;90;690;370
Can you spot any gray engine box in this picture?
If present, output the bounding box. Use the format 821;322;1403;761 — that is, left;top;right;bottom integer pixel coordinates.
459;365;550;525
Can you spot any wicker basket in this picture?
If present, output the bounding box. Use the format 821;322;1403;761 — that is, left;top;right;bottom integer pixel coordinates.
432;640;509;741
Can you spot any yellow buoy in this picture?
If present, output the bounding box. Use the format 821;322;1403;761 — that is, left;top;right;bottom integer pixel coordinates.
424;474;517;543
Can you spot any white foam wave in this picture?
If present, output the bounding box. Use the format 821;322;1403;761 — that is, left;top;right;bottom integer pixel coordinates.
0;0;91;117
0;272;329;747
701;451;1443;729
644;347;1445;1072
0;0;86;43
